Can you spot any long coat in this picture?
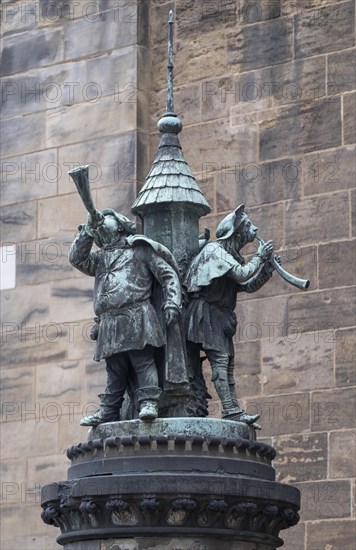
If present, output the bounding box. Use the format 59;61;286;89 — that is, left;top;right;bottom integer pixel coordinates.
69;229;182;362
184;241;271;356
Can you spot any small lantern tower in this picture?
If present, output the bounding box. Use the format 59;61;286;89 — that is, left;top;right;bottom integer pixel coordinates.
131;11;211;275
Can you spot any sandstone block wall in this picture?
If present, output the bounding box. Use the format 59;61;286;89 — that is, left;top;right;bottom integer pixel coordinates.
149;2;355;548
1;2;148;548
1;1;355;549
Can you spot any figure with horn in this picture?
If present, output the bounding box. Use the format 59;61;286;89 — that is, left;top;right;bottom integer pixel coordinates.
68;166;185;426
184;205;280;427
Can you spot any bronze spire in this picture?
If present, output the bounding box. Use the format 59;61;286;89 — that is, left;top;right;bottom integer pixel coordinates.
131;11;210;221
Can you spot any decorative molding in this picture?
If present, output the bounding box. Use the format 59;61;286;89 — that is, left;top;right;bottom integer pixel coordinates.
41;418;300;549
66;435;276;462
42;493;299;547
42;433;298;548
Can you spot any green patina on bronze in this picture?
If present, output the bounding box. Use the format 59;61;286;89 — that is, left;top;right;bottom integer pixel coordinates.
66;11;308;429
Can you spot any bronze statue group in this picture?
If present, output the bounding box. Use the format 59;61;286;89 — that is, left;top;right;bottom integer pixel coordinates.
69;204;278;428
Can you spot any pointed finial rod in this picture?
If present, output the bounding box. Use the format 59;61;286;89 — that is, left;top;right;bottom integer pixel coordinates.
166;10;174;114
157;10;182;134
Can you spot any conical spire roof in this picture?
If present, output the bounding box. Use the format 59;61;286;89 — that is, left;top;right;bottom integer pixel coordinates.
131;11;210;218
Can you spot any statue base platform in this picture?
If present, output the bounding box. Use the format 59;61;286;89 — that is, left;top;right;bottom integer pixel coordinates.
41;418;300;549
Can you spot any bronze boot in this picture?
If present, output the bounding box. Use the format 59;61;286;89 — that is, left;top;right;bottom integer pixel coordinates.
80;393;122;426
137;386;162;422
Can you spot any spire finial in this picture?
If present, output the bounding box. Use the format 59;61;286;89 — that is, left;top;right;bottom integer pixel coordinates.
157;9;182;135
166;10;174;114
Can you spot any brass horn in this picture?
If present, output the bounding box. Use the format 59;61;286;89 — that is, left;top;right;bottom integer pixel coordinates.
68;165;104;226
257;237;310;291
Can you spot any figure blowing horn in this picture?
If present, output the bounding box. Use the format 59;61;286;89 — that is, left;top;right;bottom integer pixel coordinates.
256;237;310;291
68;165;103;224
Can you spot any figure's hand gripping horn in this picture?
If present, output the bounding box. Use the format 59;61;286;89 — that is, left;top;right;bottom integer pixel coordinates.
257;237;310;291
68;165;103;224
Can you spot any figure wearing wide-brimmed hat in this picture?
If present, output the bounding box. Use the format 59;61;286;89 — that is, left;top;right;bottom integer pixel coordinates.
184;205;279;426
69;208;184;425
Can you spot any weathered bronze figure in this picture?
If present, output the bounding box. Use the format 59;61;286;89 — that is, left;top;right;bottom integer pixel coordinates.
184;205;277;426
68;168;184;424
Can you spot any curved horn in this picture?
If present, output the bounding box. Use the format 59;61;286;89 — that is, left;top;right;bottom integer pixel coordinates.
68;165;97;218
256;237;310;291
269;256;310;291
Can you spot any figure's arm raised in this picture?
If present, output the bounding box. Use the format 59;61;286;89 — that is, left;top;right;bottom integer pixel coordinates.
227;255;263;283
238;265;272;293
69;224;98;276
227;239;273;283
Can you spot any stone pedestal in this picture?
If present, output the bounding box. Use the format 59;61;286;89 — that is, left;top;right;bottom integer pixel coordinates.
41;419;300;549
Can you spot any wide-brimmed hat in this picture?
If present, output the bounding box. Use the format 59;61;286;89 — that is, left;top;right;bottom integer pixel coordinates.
216;204;246;240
